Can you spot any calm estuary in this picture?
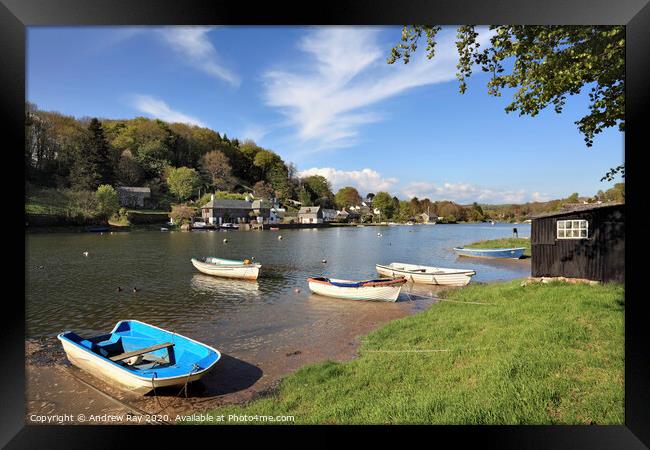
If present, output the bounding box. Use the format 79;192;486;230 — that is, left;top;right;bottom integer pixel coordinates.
26;223;530;341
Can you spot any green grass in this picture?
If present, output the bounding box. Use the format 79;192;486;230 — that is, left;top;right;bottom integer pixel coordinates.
25;188;70;215
465;237;532;257
193;280;623;424
26;188;170;218
127;209;170;214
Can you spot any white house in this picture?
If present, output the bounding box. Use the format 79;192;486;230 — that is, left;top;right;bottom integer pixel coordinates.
269;206;286;224
298;206;323;224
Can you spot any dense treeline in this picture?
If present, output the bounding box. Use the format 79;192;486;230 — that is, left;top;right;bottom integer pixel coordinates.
331;186;624;223
25;103;336;211
25;103;624;223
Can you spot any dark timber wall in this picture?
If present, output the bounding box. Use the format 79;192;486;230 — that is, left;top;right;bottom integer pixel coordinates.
531;204;624;282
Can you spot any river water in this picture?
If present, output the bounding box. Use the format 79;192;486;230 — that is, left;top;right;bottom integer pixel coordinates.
26;223;530;341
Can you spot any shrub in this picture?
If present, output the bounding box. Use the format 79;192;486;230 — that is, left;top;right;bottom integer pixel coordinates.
170;204;197;225
95;185;120;220
66;190;98;219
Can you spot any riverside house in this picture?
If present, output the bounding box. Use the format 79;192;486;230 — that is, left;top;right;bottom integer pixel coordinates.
298;206;323;224
116;186;151;208
201;194;271;225
531;202;624;282
322;208;338;222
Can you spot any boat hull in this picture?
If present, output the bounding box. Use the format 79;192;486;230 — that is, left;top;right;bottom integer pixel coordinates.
58;320;220;395
307;278;404;302
453;247;526;259
376;263;475;286
191;258;260;280
59;339;211;394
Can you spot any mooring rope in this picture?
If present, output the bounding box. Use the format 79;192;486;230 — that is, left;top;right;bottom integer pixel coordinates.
435;298;495;306
364;346;496;354
148;363;201;416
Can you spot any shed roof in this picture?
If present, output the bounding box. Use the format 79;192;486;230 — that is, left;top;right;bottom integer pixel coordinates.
252;199;272;209
202;198;252;209
531;202;623;219
298;206;321;214
117;186;151;195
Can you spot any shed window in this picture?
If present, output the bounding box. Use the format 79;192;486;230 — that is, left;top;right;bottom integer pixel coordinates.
557;219;588;239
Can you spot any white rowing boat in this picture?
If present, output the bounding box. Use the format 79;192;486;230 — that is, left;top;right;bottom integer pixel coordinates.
191;257;261;280
376;262;476;286
307;277;406;302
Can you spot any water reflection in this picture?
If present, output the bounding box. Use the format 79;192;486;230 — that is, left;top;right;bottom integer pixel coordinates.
26;223;530;339
191;274;260;299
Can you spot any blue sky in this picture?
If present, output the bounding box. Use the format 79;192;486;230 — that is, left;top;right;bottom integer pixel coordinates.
27;26;624;204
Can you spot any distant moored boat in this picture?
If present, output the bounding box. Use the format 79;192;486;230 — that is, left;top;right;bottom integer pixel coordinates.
453;247;525;259
86;225;110;232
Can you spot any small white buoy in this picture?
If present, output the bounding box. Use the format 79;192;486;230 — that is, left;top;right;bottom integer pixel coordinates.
322;259;327;264
294;288;301;293
83;251;89;257
377;232;382;237
278;235;283;240
223;238;228;244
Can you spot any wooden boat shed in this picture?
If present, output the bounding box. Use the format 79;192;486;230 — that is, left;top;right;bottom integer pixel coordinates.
531;203;624;282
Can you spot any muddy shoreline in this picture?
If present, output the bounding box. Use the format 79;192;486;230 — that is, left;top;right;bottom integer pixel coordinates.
26;290;440;425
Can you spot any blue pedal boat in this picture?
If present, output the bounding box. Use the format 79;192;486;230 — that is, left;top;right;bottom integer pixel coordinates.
58;320;221;394
453;246;526;259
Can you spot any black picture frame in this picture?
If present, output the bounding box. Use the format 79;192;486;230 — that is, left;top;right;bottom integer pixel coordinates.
3;0;648;446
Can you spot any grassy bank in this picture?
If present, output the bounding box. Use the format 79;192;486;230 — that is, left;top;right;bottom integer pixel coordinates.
26;187;170;231
194;280;623;424
25;188;73;215
465;237;532;257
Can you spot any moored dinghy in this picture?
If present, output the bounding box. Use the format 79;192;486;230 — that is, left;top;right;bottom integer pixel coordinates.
58;320;221;394
453;246;526;259
376;262;476;286
191;257;261;280
307;277;407;302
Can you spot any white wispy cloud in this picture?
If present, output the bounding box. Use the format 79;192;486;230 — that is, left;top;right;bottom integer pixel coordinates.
239;123;273;143
401;181;551;204
129;95;206;127
296;166;550;204
298;167;398;194
263;27;492;151
156;27;240;87
103;26;239;87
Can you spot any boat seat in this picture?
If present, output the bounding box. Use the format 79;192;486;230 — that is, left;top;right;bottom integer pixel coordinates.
109;342;175;364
